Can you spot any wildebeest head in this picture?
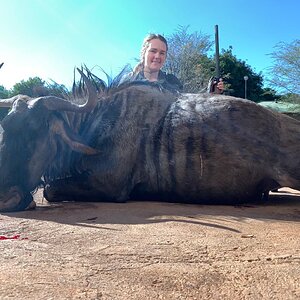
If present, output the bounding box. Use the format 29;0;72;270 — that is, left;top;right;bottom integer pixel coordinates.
0;70;98;212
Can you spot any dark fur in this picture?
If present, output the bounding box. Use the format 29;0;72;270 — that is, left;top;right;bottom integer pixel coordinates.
0;72;299;211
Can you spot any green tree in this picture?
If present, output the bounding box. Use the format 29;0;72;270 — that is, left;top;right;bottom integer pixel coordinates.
219;47;264;101
259;87;281;102
0;85;9;98
164;25;214;92
46;80;70;98
9;77;69;98
267;39;300;97
0;85;10;120
10;77;48;97
280;93;300;104
164;27;269;99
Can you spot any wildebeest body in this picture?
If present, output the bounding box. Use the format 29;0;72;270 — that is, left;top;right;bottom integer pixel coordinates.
45;86;299;204
0;81;299;211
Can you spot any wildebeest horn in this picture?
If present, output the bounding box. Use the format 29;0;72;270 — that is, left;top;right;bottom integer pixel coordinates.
0;95;31;108
0;98;14;108
51;118;99;155
37;68;98;112
0;69;98;112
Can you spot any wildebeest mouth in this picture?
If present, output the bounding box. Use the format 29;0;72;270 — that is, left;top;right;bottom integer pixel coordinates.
0;186;35;212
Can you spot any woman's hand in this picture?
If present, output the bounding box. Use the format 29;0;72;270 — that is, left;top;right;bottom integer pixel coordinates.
217;78;224;92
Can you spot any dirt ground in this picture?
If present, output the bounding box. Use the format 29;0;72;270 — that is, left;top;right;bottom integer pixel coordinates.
0;188;299;300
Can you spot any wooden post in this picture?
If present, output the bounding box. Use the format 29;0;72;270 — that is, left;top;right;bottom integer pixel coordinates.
215;25;220;79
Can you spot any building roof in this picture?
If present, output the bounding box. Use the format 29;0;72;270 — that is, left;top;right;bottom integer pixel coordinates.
259;101;300;114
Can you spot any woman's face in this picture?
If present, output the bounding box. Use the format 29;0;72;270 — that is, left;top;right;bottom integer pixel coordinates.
144;38;167;73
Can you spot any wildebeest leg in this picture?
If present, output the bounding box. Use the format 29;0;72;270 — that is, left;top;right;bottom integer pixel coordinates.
43;175;128;203
44;178;88;202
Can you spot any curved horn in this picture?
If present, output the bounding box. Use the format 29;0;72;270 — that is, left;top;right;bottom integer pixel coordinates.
34;68;98;112
51;118;99;155
0;98;14;108
0;95;31;108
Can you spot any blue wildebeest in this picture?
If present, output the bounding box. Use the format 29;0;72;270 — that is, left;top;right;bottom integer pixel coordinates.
0;70;299;212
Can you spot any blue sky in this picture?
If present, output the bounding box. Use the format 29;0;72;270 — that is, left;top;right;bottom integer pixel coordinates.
0;0;299;89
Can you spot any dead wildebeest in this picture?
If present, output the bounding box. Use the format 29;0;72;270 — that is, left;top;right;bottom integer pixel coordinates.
0;70;299;212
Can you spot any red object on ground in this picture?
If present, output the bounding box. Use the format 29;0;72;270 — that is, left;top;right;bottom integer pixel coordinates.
0;235;28;240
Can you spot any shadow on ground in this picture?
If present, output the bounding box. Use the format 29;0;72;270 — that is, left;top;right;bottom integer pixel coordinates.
3;189;299;234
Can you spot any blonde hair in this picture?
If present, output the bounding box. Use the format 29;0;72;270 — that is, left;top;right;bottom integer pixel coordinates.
133;33;168;75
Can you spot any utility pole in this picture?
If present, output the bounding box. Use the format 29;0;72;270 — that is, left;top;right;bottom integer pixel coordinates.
244;76;248;99
210;25;222;94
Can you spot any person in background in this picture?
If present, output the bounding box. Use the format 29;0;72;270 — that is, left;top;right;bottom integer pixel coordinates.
119;33;182;92
120;33;224;93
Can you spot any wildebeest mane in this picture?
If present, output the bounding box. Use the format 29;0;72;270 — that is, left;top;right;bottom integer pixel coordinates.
72;65;176;102
43;66;178;184
43;110;91;183
71;65;131;99
44;66;132;181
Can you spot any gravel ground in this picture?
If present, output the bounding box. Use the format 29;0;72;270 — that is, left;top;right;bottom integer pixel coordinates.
0;188;299;300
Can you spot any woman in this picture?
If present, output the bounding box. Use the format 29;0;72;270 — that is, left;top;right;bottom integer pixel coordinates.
119;33;183;92
120;33;224;93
